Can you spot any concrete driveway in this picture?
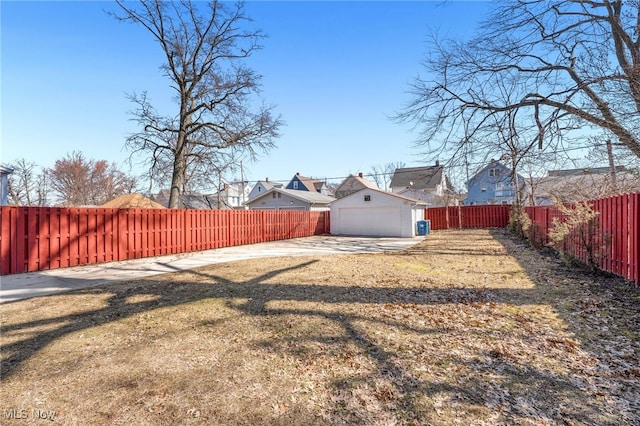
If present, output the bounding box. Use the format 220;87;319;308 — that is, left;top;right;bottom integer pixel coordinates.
0;235;423;304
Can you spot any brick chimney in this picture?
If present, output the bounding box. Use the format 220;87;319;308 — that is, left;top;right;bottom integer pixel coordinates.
358;172;363;178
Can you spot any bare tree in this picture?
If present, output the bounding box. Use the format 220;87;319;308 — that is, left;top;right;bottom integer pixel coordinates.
47;151;137;206
4;158;49;206
114;1;282;208
398;0;640;170
369;161;406;191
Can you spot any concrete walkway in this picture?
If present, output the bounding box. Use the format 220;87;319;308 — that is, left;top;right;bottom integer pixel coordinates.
0;235;423;304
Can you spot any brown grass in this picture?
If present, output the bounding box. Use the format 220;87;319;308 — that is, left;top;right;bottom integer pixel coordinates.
1;229;638;425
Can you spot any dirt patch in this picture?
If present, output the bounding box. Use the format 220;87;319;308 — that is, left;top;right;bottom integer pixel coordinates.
1;229;638;425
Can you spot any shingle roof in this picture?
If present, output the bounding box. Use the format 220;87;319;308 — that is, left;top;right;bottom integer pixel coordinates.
250;188;336;205
292;173;324;192
390;166;444;190
278;188;335;204
334;174;378;198
535;170;640;203
331;187;427;205
260;180;283;190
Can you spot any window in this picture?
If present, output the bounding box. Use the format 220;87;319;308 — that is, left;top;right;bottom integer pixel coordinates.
489;168;500;177
481;186;487;192
364;194;371;202
272;193;276;199
293;181;299;189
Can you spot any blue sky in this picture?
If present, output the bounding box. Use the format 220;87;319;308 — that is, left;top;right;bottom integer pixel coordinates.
1;1;492;188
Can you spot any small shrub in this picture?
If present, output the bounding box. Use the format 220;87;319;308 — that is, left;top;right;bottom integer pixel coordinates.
548;201;607;272
526;222;546;249
508;205;531;240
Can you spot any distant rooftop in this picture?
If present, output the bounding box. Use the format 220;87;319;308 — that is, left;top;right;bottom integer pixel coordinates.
547;166;626;177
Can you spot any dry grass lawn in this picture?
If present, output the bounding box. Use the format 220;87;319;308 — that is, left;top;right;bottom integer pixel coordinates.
1;229;639;425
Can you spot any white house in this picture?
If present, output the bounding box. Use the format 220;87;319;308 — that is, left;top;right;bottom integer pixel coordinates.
216;181;252;208
330;188;427;238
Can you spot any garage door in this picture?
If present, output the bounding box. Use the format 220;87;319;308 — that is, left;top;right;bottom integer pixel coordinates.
336;207;402;237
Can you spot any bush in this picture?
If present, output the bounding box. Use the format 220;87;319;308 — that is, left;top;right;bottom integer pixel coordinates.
548;201;608;272
508;205;531;240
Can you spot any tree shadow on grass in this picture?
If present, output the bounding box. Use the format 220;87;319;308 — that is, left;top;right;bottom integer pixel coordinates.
1;229;639;424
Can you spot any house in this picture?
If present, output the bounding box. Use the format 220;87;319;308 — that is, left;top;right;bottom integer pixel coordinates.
214;181;252;208
248;178;283;201
0;166;14;206
390;163;446;193
464;160;526;206
245;187;335;211
532;166;640;205
286;173;330;195
330;188;427;238
389;163;456;207
152;181;252;209
333;172;378;199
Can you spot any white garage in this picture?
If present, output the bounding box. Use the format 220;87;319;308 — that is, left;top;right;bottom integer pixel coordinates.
330;188;427;238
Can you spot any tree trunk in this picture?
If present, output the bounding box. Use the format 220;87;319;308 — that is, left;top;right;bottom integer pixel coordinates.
168;133;187;209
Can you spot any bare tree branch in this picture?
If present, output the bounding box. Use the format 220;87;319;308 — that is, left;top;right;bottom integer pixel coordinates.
113;1;281;208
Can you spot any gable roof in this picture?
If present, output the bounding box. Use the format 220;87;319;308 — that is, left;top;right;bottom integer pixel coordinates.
467;160;523;185
257;180;283;190
334;173;378;198
249;187;336;205
331;187;427;206
390;166;444;190
289;173;325;192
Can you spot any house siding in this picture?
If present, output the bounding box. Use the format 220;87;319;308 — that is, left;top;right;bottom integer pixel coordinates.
286;176;309;191
465;163;525;206
248;192;309;210
330;189;426;237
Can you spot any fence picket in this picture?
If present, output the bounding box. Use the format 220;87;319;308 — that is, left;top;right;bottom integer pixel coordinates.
0;207;331;275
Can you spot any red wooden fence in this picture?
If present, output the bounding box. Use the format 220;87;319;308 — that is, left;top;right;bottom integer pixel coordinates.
424;205;511;230
424;197;638;285
0;207;330;275
526;193;639;285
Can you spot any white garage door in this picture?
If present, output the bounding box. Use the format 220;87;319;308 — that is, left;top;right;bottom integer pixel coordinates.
337;207;402;237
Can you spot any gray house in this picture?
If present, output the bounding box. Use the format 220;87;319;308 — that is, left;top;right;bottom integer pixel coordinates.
245;187;335;211
248;178;283;201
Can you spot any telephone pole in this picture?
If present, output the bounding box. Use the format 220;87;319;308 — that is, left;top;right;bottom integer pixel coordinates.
606;139;618;192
